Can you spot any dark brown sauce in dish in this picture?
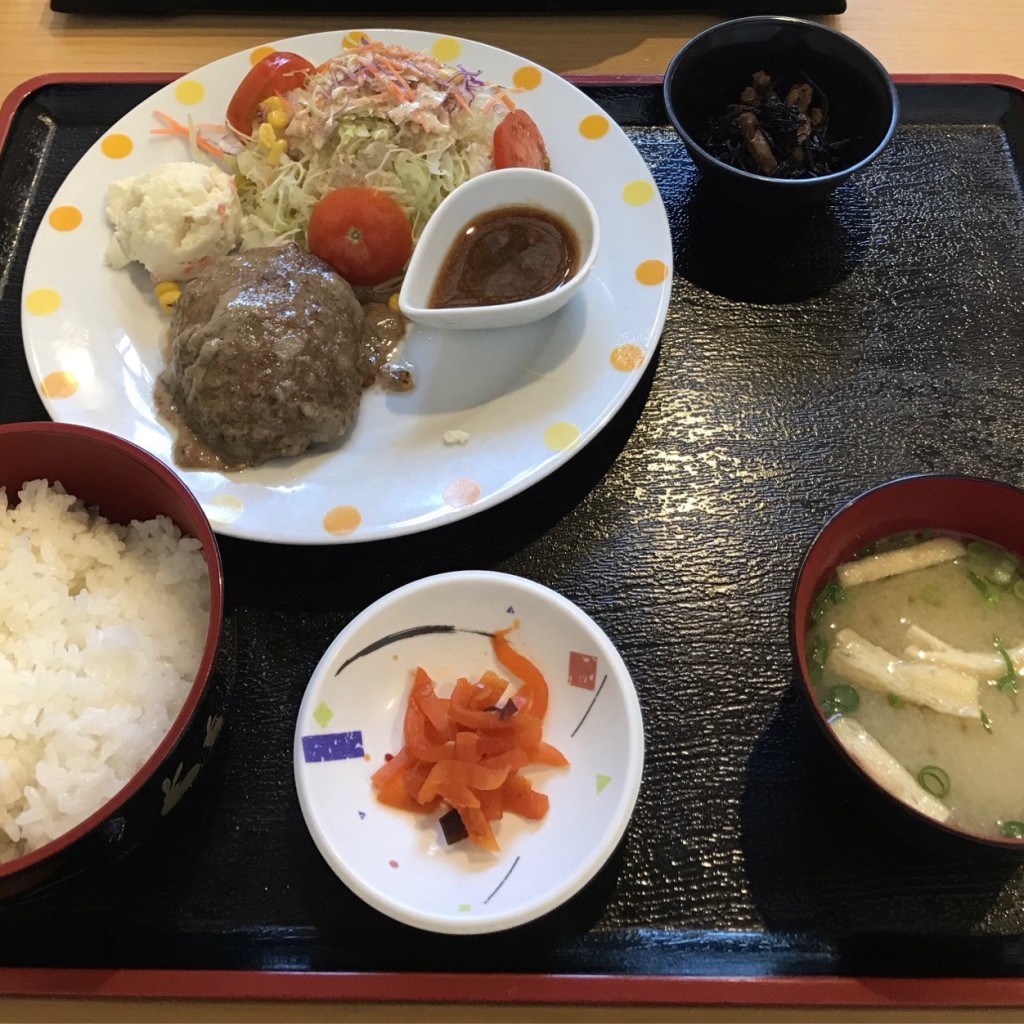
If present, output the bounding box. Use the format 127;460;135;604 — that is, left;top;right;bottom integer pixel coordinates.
429;205;579;309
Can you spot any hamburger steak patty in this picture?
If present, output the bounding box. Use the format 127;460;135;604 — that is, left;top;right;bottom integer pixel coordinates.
162;244;365;467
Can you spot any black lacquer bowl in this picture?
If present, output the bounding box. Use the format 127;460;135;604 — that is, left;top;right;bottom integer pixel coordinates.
791;475;1024;860
0;422;227;900
663;15;898;210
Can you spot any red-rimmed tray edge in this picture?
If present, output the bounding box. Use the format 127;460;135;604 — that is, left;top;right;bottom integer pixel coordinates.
4;70;1024;156
9;970;1024;1007
2;68;1024;1007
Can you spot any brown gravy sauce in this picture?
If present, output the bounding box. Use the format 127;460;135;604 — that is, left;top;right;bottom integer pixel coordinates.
157;301;414;472
358;301;415;393
429;205;579;309
155;377;241;472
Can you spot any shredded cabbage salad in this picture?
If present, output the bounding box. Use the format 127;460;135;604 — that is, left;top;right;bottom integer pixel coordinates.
231;41;516;251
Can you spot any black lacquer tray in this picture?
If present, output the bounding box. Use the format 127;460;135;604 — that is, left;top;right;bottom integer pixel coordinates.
1;73;1024;1007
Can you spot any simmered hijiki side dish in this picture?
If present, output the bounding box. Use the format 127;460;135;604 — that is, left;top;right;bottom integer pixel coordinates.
807;533;1024;838
703;70;847;179
104;40;550;469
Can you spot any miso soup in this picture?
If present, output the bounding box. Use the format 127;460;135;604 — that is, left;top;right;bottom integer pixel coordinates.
806;531;1024;839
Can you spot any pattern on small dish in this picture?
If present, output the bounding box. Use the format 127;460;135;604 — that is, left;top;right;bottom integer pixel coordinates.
293;570;644;934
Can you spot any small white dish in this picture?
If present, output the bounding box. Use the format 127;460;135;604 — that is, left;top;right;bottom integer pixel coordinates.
293;570;644;934
398;168;601;331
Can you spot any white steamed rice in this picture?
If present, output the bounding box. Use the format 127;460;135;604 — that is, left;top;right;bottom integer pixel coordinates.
0;479;210;863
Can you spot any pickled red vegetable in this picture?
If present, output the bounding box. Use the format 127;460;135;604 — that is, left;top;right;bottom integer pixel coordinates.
371;628;568;851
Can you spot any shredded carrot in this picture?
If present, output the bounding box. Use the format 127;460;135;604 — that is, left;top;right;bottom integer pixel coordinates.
482;89;517;114
359;62;408;105
379;56;416;100
319;41;497;117
371;630;568;852
151;111;225;159
449;89;473;115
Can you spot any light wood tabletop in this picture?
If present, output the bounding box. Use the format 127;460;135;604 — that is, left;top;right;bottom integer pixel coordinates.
2;1;1024;1020
2;0;1024;100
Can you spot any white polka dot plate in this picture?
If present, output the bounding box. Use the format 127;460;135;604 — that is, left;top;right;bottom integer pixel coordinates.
21;29;673;544
293;570;644;933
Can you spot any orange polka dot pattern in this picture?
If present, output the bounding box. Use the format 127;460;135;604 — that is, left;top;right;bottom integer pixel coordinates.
512;66;542;90
579;114;610;140
636;260;670;286
48;206;82;231
324;505;362;535
20;30;670;543
100;134;132;159
42;371;78;398
611;344;645;371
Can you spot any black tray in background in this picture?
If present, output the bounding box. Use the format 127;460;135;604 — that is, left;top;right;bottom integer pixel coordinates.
1;76;1024;1004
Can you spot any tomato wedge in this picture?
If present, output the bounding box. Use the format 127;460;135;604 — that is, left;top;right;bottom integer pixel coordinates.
226;51;314;136
306;186;414;287
492;109;550;171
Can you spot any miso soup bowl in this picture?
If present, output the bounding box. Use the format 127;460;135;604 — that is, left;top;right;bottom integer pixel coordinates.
791;474;1024;859
398;167;601;331
0;422;228;901
663;16;899;211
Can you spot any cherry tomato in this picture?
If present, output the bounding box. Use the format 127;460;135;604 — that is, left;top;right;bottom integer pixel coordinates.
492;110;550;171
226;51;315;135
306;187;414;287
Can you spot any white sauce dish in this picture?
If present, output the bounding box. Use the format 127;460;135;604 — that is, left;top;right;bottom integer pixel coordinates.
398;167;600;331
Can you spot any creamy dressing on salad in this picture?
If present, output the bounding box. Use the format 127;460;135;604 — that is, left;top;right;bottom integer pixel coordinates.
232;42;515;253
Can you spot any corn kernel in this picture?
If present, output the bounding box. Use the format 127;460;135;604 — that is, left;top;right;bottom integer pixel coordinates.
265;139;287;167
387;292;401;312
157;286;181;312
154;280;179;299
257;122;276;149
261;96;285;113
267;109;289;130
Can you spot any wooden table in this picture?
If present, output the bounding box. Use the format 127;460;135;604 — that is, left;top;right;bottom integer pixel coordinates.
2;1;1023;1020
2;0;1023;99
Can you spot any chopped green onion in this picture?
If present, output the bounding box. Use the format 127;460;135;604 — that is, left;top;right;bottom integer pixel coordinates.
1000;820;1024;839
968;539;999;559
981;709;993;734
887;693;903;709
995;638;1019;692
916;583;942;606
967;569;1000;603
810;575;846;625
917;764;950;798
967;540;1020;588
988;559;1016;586
822;683;860;715
808;635;829;683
